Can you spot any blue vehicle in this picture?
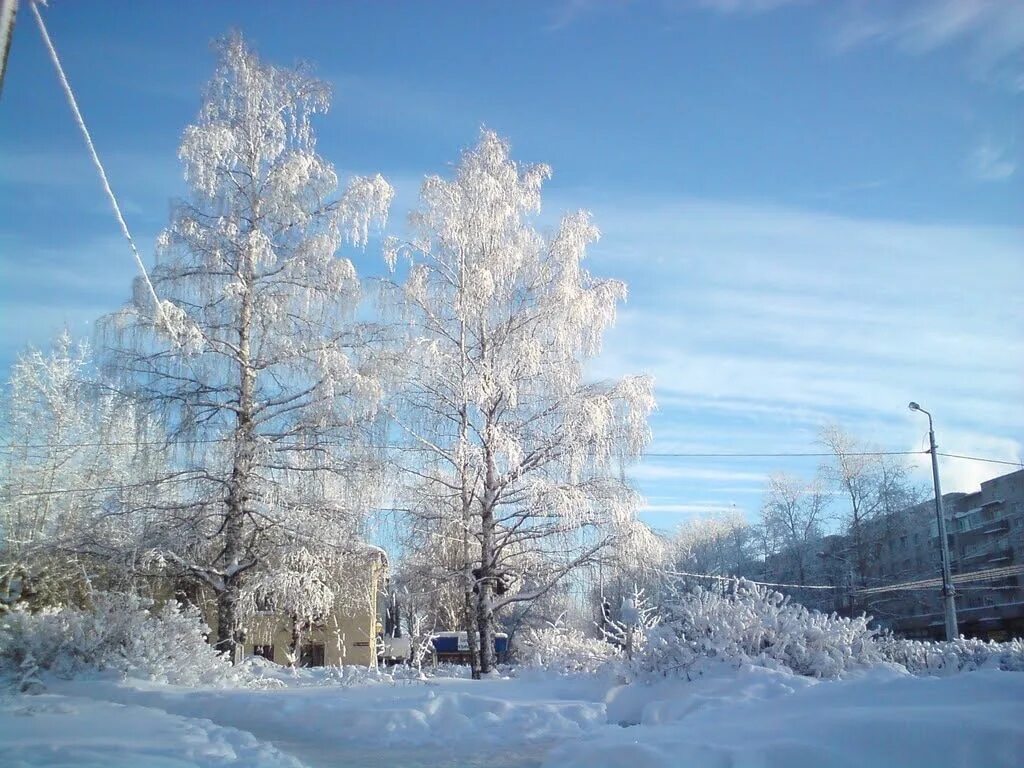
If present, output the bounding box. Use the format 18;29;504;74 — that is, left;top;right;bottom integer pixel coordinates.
430;632;509;663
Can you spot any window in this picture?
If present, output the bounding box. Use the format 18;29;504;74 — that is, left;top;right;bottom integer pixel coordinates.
300;643;325;667
253;644;274;661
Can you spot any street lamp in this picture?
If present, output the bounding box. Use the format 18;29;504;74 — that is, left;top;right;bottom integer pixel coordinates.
908;401;958;640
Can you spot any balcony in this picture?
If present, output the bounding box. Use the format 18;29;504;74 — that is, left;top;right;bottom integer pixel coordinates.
960;546;1015;568
956;518;1010;539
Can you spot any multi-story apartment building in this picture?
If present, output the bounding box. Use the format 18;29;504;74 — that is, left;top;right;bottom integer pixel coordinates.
851;468;1024;640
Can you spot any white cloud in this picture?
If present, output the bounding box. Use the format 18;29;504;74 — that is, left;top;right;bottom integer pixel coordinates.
640;502;745;516
830;0;1024;84
573;195;1024;518
629;464;766;484
693;0;808;14
966;137;1017;181
932;431;1024;494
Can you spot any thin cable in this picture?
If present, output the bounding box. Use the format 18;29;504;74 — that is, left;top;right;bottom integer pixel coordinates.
648;564;1024;596
0;441;934;456
660;568;837;591
855;564;1024;596
936;452;1023;468
5;474;207;498
5;441;1022;472
645;451;925;458
29;0;171;335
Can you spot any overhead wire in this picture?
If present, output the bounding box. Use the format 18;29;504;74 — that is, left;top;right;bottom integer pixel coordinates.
1;436;1020;472
652;564;1024;596
28;0;174;339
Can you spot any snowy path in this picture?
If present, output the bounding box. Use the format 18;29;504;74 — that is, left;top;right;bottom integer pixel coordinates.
0;693;304;768
23;673;608;767
3;666;1023;767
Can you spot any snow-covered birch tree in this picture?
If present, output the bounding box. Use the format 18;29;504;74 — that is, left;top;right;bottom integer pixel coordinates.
383;130;655;676
818;425;923;589
0;333;167;611
759;472;829;586
103;34;391;660
668;511;753;578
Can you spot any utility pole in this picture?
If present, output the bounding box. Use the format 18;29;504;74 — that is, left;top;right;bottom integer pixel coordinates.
909;402;958;640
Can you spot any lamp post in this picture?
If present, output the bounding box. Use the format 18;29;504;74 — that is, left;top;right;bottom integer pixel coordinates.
908;402;958;640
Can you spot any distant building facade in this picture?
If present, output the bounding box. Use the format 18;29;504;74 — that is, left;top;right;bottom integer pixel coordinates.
166;546;388;667
837;468;1024;640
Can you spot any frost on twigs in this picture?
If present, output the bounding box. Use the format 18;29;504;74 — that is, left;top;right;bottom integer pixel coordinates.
154;300;205;354
521;620;621;677
1;334;171;615
0;593;245;688
338;174;393;248
633;579;882;681
878;635;1024;675
99;33;390;663
383;128;656;675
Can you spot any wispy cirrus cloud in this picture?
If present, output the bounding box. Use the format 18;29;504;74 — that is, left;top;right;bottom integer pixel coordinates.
552;0;1024;86
831;1;1024;56
691;0;807;14
547;0;804;31
640;501;745;517
966;136;1017;181
574;195;1024;503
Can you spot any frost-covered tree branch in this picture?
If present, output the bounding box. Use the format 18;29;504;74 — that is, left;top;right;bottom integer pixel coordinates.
100;34;391;661
382;130;656;676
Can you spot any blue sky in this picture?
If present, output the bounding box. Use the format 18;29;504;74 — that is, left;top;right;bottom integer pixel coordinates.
1;0;1022;532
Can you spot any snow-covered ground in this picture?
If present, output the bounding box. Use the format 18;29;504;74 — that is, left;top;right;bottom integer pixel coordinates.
2;664;1022;768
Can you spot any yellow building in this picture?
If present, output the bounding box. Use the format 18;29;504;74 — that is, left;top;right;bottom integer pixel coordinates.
165;545;388;667
240;546;388;667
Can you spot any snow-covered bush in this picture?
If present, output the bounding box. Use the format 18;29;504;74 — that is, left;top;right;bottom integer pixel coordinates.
520;621;621;676
634;580;880;680
600;587;660;661
878;635;1024;675
0;592;242;689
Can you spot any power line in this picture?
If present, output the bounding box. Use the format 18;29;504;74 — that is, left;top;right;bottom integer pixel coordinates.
4;474;208;499
645;450;924;459
28;0;173;339
855;564;1024;596
935;452;1023;468
4;440;1020;473
661;568;836;591
6;442;1015;466
656;564;1024;596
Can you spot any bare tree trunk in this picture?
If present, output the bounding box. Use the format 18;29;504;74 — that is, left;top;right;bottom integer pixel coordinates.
289;614;302;668
477;460;497;675
463;489;481;678
216;245;256;664
215;582;241;661
464;584;481;677
456;267;482;680
476;556;494;675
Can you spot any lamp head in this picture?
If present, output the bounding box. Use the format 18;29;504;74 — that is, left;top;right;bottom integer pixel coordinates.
908;402;921;412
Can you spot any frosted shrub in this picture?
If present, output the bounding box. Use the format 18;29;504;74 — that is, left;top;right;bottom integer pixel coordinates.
600;587;660;661
0;592;242;689
634;580;880;680
878;636;1024;675
520;621;622;676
